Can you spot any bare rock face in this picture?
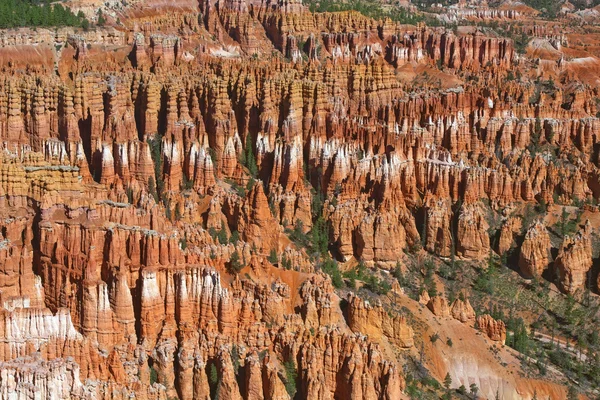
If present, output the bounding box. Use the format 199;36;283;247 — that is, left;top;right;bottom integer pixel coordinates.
477;314;506;344
497;216;521;255
241;182;282;253
518;221;551;278
0;307;81;360
424;198;453;257
557;221;593;295
386;28;514;70
346;294;415;348
299;274;342;328
0;357;87;399
216;349;244;400
456;201;490;259
427;296;450;318
244;352;265;400
262;358;291;400
450;298;476;325
326;151;420;264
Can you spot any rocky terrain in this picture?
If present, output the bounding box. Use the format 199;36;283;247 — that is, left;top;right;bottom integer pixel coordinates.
1;0;600;398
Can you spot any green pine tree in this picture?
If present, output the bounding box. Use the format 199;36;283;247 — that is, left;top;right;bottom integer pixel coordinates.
443;373;452;398
228;250;243;274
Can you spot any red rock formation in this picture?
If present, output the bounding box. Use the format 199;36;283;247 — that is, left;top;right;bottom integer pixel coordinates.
241;182;282;253
477;314;507;344
386;28;514;70
556;221;593;294
346;294;414;348
424;197;453;258
0;357;87;399
456;201;490;259
450;297;476;325
497;215;521;255
427;296;451;317
518;220;551;278
0;1;596;398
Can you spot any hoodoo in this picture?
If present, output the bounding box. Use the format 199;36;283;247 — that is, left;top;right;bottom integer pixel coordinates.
0;0;598;398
